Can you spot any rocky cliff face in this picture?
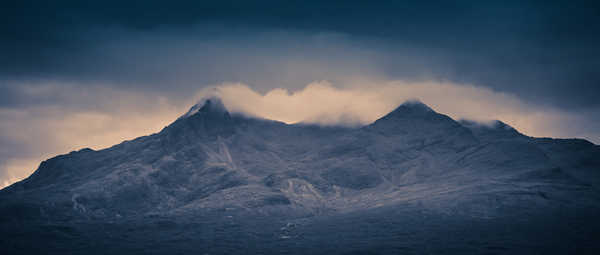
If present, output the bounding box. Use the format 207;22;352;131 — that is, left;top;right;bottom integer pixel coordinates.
2;98;599;254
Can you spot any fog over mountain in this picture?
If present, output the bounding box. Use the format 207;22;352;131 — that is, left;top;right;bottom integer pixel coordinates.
1;98;599;254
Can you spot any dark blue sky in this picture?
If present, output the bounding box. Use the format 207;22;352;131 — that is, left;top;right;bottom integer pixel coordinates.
1;0;599;108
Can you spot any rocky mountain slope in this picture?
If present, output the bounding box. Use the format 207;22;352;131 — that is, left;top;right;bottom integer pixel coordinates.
1;98;599;254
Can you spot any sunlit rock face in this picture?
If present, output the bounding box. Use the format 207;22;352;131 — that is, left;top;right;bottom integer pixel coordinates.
2;99;600;254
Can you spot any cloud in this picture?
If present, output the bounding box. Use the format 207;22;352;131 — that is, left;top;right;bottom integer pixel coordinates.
3;1;600;110
201;81;600;143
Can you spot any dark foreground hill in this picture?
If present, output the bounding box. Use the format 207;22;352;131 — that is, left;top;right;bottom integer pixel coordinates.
1;98;600;254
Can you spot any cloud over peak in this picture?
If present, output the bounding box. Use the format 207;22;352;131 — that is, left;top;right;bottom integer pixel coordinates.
195;81;599;145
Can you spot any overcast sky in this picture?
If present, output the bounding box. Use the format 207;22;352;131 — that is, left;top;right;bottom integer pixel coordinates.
1;0;599;187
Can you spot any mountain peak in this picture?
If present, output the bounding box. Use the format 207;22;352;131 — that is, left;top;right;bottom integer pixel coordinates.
459;119;517;132
380;100;437;120
459;119;523;140
367;100;441;128
182;97;228;118
398;99;433;110
367;99;479;148
162;97;235;140
392;99;434;114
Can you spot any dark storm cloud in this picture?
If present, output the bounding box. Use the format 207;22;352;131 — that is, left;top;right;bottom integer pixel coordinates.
1;0;599;110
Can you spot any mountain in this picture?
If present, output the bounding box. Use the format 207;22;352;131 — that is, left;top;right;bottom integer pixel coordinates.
2;98;600;254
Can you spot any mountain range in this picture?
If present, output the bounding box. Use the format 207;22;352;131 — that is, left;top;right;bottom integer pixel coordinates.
1;98;599;254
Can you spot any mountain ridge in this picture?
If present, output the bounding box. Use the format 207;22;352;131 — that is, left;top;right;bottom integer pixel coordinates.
4;98;599;195
1;98;599;254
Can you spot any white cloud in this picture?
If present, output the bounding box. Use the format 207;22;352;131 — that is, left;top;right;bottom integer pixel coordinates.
199;81;599;144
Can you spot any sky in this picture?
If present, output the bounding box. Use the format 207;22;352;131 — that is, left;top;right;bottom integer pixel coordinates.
1;0;599;188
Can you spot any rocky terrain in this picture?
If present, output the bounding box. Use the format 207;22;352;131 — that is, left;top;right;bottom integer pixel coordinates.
1;98;599;254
